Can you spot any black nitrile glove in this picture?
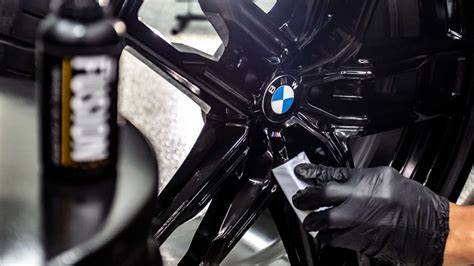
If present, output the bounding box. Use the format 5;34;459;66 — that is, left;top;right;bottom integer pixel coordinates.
292;165;450;265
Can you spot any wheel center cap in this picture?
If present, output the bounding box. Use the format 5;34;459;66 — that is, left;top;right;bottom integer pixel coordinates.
262;75;299;123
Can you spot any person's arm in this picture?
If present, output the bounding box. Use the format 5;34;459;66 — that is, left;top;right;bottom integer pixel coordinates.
291;164;467;265
444;204;474;265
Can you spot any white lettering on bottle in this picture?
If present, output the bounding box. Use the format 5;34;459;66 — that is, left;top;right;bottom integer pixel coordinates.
70;55;115;162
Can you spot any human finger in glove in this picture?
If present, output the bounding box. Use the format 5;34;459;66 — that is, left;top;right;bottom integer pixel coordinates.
292;164;474;265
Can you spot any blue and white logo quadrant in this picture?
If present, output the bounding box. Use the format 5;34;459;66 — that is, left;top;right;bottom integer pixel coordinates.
271;85;295;115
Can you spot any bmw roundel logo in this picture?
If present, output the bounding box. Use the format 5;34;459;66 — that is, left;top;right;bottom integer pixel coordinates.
271;85;295;115
262;75;299;123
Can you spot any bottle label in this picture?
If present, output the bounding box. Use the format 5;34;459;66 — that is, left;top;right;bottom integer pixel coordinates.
47;55;117;168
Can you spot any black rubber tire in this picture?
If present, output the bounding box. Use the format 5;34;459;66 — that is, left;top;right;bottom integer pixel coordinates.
0;0;50;78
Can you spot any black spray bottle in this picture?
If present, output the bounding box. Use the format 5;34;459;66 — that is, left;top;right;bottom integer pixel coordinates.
37;0;125;180
36;0;125;257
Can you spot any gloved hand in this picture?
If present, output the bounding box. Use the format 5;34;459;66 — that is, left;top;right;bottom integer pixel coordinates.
292;165;450;265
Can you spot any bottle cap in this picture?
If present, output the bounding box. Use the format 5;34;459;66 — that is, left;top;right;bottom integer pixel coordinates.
51;0;104;22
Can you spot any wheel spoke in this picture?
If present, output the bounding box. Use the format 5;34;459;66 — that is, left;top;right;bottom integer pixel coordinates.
199;0;296;58
294;0;333;49
202;178;277;264
180;177;242;265
269;188;319;266
358;37;471;76
264;0;331;49
291;113;354;167
152;116;249;245
298;38;472;137
266;0;296;25
120;0;254;115
202;149;277;264
291;0;474;139
298;0;379;73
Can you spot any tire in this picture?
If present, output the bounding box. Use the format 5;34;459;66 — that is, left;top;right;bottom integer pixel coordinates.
0;0;50;78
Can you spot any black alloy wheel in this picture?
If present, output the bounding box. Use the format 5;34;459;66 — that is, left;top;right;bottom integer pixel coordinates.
116;0;474;265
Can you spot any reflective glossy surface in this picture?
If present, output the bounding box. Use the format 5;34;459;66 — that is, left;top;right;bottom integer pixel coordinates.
115;0;474;264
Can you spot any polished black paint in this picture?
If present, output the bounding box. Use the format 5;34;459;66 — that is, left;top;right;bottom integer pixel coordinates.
117;0;474;264
202;148;276;264
152;116;250;244
180;177;243;265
